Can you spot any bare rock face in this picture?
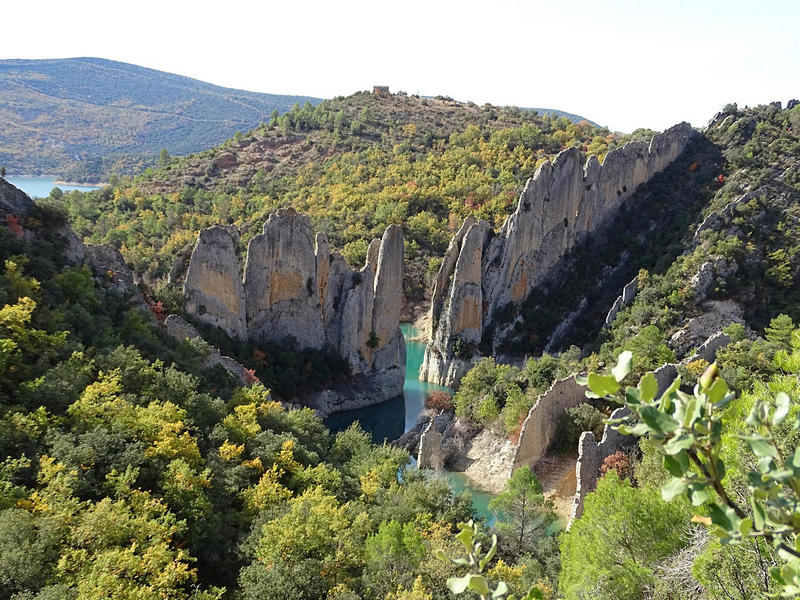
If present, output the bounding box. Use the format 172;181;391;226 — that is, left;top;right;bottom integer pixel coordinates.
183;209;406;414
421;123;697;386
184;225;247;340
371;225;404;351
0;177;34;217
244;209;325;348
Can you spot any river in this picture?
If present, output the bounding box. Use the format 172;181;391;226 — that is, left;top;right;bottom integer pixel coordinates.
5;176;103;198
326;324;496;523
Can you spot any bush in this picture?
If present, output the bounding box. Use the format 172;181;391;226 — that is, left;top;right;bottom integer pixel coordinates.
599;451;634;482
425;391;454;412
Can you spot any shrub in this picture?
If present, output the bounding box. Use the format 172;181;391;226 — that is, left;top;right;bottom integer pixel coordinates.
600;451;634;482
425;391;454;412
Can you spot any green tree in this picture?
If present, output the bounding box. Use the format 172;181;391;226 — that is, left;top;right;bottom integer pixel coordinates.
363;520;426;598
489;466;557;560
559;471;688;600
158;148;170;168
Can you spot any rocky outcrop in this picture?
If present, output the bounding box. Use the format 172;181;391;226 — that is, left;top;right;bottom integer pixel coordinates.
0;178;34;216
669;299;745;358
164;314;249;385
421;123;697;386
184;225;247;340
604;276;639;328
569;406;633;525
0;178;142;303
183;208;406;413
509;376;588;475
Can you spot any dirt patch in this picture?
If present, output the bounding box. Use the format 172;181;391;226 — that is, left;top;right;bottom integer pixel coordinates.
453;427;516;494
534;452;578;523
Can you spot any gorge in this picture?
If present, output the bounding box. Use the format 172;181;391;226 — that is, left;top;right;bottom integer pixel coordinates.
421;122;698;386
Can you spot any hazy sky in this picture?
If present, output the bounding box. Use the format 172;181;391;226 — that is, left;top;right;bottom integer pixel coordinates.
2;0;798;132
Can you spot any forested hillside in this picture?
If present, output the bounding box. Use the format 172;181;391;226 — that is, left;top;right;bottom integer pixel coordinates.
0;58;321;181
1;95;799;600
56;91;635;300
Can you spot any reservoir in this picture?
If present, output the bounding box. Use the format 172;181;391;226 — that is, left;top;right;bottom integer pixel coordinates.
5;176;103;198
326;323;496;523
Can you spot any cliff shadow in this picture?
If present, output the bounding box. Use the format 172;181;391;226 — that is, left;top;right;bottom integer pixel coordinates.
488;133;726;356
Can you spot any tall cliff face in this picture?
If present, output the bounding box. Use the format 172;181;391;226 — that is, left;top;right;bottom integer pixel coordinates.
183;208;406;413
421;123;697;386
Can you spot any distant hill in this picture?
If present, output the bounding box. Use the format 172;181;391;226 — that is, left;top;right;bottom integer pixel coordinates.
0;57;322;181
523;107;599;127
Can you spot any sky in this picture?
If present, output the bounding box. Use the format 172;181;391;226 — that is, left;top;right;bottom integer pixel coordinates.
1;0;798;132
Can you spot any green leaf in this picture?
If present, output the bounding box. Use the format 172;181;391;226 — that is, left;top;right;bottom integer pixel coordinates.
715;458;726;481
664;433;694;455
682;397;701;428
612;351;633;383
455;523;474;550
741;434;778;458
689;485;709;506
738;517;753;537
574;374;588;386
664;452;689;477
638;372;658;402
706;377;729;406
469;575;491;596
773;392;791;427
751;497;765;529
492;581;509;599
792;447;800;469
478;534;497;571
662;477;687;501
625;386;643;405
615;422;651;436
708;503;734;530
587;373;620;397
658;375;682;406
639;405;679;434
447;574;472;595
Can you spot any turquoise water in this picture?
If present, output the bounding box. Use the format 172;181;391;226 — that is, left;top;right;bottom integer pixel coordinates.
326;323;496;522
5;176;103;198
399;323;452;431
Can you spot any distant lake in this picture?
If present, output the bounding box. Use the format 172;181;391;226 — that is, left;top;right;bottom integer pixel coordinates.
5;176;103;198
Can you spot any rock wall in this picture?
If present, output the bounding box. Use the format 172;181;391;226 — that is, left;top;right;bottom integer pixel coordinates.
183;208;406;413
421;123;697;386
164;314;249;385
509;375;588;474
569;406;633;524
567;362;679;526
604;275;639;328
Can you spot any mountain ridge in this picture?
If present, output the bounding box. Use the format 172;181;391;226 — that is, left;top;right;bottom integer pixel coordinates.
0;57;323;180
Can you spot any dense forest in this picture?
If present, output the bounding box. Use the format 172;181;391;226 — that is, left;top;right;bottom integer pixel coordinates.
0;93;799;599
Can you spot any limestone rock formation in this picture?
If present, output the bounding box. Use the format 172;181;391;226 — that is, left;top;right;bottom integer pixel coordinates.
244;210;324;348
183;208;406;414
184;225;247;340
421;123;697;386
0;178;142;304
